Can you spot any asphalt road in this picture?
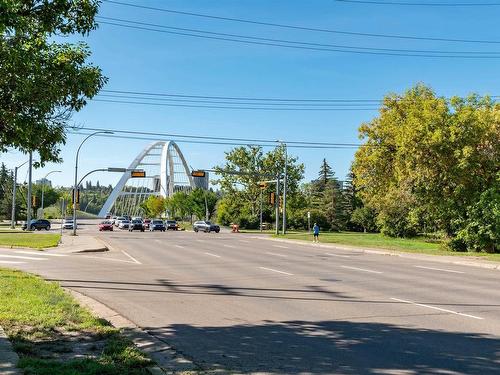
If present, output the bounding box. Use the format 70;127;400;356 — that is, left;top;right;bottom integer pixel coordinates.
2;230;499;374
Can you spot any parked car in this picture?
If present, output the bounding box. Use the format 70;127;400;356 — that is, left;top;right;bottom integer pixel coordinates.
118;220;130;229
114;216;126;227
129;219;144;232
149;219;166;232
22;219;51;231
62;218;76;230
193;221;220;233
98;221;114;231
142;219;151;230
165;220;179;231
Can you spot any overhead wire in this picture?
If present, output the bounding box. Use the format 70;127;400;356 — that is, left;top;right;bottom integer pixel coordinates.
335;0;500;6
101;0;500;44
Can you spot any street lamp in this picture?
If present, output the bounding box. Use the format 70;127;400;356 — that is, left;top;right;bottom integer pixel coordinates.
276;140;288;235
72;131;113;235
40;170;61;218
10;159;31;229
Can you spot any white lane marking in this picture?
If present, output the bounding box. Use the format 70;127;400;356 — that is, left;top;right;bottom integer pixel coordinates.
204;252;221;258
120;250;142;265
391;298;483;320
0;261;25;264
239;240;250;243
16;251;66;257
80;255;137;264
414;265;465;274
259;267;293;276
341;265;382;274
196;239;204;242
223;244;236;248
325;252;351;258
272;245;289;249
0;254;47;261
265;252;288;258
174;244;185;249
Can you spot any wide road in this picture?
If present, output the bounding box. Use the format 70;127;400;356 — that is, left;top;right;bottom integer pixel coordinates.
3;230;500;374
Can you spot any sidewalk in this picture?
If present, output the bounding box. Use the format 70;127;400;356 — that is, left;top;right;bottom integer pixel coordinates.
261;236;500;271
52;234;108;254
0;326;21;375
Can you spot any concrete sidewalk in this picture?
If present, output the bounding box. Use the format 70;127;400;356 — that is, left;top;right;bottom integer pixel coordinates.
0;326;21;375
261;236;500;271
52;234;108;254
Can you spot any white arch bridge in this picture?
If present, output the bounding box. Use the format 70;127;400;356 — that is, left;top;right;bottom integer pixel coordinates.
98;141;207;218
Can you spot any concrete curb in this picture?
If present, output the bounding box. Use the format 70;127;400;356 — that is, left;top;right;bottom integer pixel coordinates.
257;236;500;271
66;289;198;374
0;326;22;375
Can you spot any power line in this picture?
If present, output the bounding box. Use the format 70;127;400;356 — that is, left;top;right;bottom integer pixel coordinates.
102;0;500;44
97;20;500;58
97;16;500;56
336;0;500;6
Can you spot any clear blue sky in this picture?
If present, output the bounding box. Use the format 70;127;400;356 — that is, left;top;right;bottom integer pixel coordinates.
2;0;500;187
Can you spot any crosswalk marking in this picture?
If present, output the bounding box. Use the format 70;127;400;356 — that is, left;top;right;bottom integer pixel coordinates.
0;254;48;261
0;260;25;264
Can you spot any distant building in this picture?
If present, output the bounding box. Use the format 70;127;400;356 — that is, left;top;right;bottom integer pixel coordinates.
193;172;209;190
36;177;52;187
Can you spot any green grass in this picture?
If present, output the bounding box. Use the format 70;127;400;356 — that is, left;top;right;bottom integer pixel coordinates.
278;232;500;262
0;268;151;374
0;232;61;249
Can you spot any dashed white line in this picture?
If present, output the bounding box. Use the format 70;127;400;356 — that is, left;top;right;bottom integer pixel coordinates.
120;250;142;265
174;244;185;249
272;245;289;249
259;267;293;276
0;254;48;261
341;265;382;274
325;252;351;258
414;265;464;274
16;251;66;257
204;252;221;258
223;244;236;248
265;252;288;258
0;261;25;264
391;298;483;320
239;240;250;243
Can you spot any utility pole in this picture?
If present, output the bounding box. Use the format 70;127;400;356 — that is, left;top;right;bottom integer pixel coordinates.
282;143;288;235
275;175;280;235
10;166;18;229
26;152;33;231
259;188;263;233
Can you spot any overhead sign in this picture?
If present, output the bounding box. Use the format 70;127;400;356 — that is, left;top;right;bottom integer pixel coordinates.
130;170;146;178
191;170;206;177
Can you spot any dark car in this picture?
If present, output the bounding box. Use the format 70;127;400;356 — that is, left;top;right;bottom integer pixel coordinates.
129;219;145;232
193;221;220;233
165;220;179;231
22;219;51;231
149;219;166;232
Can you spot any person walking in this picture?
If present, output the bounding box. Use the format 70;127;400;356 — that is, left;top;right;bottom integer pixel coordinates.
313;223;320;243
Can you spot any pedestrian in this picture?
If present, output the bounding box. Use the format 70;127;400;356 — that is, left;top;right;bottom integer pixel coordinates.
313;223;320;243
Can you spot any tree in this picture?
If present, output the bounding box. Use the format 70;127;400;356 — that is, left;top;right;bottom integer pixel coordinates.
140;196;166;218
317;158;334;190
353;85;499;248
0;0;107;164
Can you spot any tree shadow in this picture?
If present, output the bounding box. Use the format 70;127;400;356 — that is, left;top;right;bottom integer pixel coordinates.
147;319;500;374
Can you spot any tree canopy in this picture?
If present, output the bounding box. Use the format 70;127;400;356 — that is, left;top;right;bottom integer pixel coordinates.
0;0;106;164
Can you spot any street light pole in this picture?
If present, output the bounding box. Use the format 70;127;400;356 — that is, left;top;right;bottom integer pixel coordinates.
276;141;288;235
11;159;33;229
40;170;61;218
72;131;113;235
26;152;33;231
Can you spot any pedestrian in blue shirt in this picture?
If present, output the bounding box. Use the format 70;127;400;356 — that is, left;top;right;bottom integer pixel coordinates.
313;223;320;243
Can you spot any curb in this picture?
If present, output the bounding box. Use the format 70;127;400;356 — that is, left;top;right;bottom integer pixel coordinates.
0;326;21;375
257;236;500;271
66;289;198;374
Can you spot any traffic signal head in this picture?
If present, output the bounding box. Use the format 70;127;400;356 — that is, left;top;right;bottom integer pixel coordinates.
269;192;275;205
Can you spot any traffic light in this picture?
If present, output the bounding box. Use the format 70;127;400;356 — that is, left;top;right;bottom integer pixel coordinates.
269;192;275;205
32;195;37;207
191;170;206;177
131;170;146;178
72;189;80;204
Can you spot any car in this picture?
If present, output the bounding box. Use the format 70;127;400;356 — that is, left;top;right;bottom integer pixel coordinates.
118;220;130;229
142;219;151;230
114;216;126;227
165;220;179;231
98;220;114;231
62;218;76;230
132;216;142;222
149;219;166;232
22;219;51;231
193;220;220;233
129;219;145;232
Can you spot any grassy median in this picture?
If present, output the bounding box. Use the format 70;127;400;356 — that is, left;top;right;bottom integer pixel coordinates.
0;232;60;249
277;232;500;261
0;268;151;374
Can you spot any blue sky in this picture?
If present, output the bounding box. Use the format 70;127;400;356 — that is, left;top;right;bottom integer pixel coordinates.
2;0;500;187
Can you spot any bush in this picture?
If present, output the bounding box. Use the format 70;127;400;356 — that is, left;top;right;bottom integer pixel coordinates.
350;207;378;233
238;215;260;229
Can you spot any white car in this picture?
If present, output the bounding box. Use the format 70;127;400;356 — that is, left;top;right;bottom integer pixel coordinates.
114;216;126;227
118;220;130;229
62;219;76;229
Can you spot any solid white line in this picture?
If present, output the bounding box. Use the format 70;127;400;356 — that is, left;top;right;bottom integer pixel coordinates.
16;251;66;257
174;244;185;249
0;254;47;261
259;267;293;276
272;244;289;249
341;265;382;274
265;252;288;258
414;265;465;274
223;244;236;248
0;261;25;264
391;298;483;320
325;252;351;258
80;255;137;264
239;240;250;243
120;250;142;265
204;252;221;258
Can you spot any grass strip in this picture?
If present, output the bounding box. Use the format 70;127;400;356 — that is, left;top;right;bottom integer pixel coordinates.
277;232;500;262
0;268;151;374
0;233;60;249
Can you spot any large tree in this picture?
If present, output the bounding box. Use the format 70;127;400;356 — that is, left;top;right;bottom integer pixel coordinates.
0;0;107;164
353;85;499;250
